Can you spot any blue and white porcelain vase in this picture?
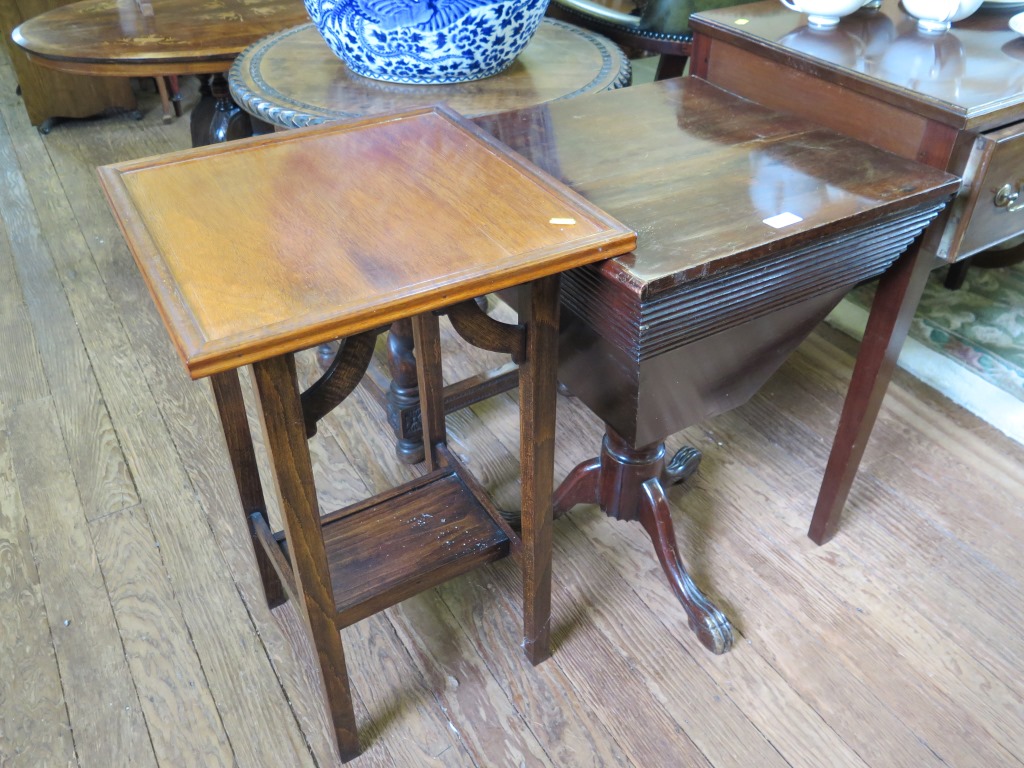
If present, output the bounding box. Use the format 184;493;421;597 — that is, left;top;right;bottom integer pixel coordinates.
305;0;550;84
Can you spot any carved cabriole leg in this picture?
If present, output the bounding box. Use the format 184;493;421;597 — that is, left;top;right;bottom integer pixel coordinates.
386;299;523;466
551;456;601;514
251;355;360;762
208;370;287;609
553;428;733;655
386;318;427;464
636;480;733;654
809;235;934;545
517;276;559;665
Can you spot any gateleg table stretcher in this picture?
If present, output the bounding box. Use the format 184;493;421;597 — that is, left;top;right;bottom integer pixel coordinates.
98;105;636;761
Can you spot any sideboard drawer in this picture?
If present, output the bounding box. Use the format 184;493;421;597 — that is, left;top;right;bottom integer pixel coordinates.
946;121;1024;260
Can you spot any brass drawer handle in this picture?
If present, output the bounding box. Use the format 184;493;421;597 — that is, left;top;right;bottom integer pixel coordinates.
995;183;1024;213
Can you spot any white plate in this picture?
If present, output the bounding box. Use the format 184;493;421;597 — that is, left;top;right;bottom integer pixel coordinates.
1012;10;1024;33
984;0;1024;7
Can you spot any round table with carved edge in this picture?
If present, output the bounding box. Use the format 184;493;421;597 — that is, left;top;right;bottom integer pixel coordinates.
229;18;630;130
11;0;309;145
229;17;630;463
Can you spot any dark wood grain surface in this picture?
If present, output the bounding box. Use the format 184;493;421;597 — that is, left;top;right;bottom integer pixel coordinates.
690;0;1024;130
689;0;1024;541
476;77;957;443
478;77;957;288
12;0;308;76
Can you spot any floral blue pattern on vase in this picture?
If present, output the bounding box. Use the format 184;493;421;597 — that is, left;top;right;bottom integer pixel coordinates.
305;0;551;84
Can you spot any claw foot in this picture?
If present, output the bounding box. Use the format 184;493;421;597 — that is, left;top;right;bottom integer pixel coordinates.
663;445;701;486
679;572;734;654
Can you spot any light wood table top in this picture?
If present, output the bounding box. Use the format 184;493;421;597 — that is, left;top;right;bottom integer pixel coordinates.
98;103;636;762
98;106;635;377
229;18;630;128
12;0;309;77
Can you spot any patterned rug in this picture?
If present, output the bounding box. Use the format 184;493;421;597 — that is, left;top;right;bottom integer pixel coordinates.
827;261;1024;445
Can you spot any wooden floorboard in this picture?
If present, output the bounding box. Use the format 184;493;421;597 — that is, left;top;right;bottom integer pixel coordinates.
9;398;157;768
0;403;77;768
1;54;1023;768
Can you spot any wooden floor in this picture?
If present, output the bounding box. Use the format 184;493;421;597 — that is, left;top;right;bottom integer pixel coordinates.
3;61;1024;768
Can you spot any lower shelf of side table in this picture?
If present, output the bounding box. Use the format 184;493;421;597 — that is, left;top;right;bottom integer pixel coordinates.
260;465;512;628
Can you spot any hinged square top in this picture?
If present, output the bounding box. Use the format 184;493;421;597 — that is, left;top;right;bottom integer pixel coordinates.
100;106;636;378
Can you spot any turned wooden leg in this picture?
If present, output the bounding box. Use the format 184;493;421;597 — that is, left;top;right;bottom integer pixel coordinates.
809;235;933;544
252;355;360;762
944;259;970;290
190;73;253;147
209;370;287;609
155;75;174;124
554;429;732;654
386;318;426;464
168;75;183;117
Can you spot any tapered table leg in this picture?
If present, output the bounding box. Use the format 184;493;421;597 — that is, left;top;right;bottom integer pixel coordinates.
517;276;560;665
809;236;934;544
553;428;733;655
209;370;287;609
251;355;360;762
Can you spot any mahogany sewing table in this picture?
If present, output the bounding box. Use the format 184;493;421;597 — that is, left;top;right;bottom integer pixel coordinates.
98;105;636;761
11;0;308;144
478;76;957;653
690;0;1024;543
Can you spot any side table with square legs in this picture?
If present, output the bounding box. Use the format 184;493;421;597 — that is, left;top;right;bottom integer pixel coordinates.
98;106;636;762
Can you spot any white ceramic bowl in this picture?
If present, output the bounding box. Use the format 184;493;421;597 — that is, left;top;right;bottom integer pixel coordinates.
1011;11;1024;38
900;0;984;33
779;0;865;27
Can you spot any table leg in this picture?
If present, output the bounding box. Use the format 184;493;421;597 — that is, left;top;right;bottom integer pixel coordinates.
251;355;360;762
190;73;254;147
385;318;427;464
808;235;934;544
517;276;559;665
155;75;174;124
553;428;733;655
383;298;519;466
209;371;287;609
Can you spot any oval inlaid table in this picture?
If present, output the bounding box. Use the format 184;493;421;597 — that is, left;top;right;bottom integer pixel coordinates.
228;18;630;129
11;0;309;144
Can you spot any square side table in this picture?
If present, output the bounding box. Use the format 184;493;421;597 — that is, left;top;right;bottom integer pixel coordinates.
99;105;636;761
